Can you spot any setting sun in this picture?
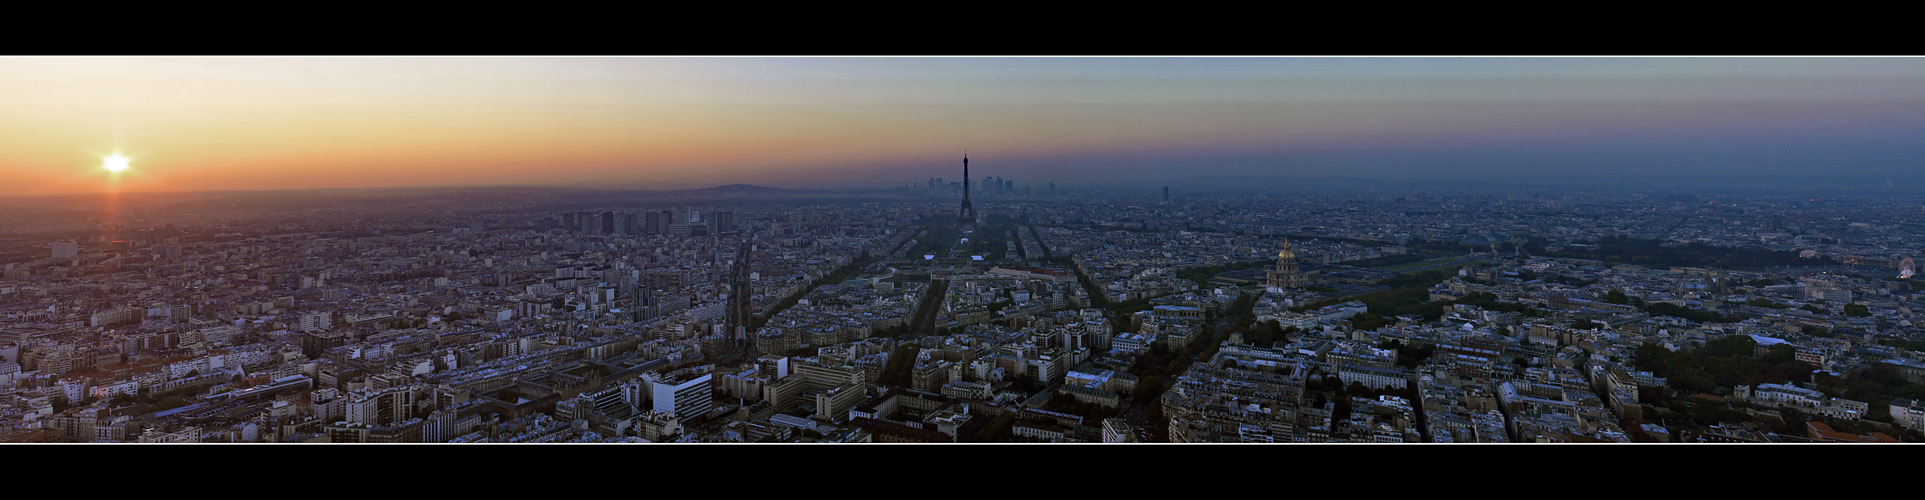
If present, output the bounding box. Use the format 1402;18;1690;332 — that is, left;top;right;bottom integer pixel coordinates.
103;153;129;173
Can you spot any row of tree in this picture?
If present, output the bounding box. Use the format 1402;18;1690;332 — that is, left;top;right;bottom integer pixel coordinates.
1376;339;1437;369
1645;302;1742;324
1039;392;1121;424
875;342;921;387
1174;259;1269;288
1528;235;1807;271
751;255;871;331
1334;253;1429;269
1633;335;1813;395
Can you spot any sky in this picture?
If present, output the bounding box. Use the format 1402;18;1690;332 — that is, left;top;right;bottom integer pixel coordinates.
3;56;1924;196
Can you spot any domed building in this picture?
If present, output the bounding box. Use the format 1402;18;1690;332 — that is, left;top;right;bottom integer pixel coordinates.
1266;240;1306;291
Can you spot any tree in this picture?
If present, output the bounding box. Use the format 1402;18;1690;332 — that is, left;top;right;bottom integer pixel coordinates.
1144;404;1169;443
1394;343;1434;369
1762;344;1798;365
1162;355;1188;380
1638;386;1673;407
1780;408;1810;429
877;343;922;387
1606;290;1629;305
1332;394;1353;422
1846;304;1872;317
155;394;186;411
970;413;1015;442
1704;335;1756;358
1013;375;1048;394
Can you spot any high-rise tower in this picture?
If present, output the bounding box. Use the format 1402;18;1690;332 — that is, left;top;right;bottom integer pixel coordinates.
957;153;977;228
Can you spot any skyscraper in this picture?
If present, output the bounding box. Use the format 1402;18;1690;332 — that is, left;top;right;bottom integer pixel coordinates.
584;212;603;234
633;286;656;322
50;240;77;259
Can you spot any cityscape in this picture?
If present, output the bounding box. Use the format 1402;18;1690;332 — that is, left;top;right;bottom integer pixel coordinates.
3;57;1925;443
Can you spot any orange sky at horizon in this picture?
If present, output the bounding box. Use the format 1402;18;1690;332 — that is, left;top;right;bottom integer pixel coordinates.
6;57;1925;197
0;57;1006;196
1;57;1275;196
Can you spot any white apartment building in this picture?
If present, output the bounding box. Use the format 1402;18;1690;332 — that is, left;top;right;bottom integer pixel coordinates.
651;373;714;418
1736;382;1868;420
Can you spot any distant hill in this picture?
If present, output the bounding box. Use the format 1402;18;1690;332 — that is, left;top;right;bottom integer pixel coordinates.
1168;175;1536;193
0;183;834;219
683;184;793;195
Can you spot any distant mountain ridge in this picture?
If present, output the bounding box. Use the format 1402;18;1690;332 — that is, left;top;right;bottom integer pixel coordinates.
682;184;794;195
1166;175;1498;192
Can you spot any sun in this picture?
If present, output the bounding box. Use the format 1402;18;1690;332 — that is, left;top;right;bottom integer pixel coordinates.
103;153;130;173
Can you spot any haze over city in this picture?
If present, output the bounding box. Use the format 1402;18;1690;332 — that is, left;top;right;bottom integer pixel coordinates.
6;56;1925;197
14;56;1925;445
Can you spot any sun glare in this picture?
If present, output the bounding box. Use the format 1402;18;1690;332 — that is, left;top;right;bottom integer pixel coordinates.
103;153;129;173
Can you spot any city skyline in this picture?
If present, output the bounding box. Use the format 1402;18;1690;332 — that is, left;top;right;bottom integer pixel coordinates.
7;56;1925;197
11;101;1925;442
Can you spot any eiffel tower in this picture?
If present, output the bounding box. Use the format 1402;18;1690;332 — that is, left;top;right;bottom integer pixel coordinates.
957;153;977;231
